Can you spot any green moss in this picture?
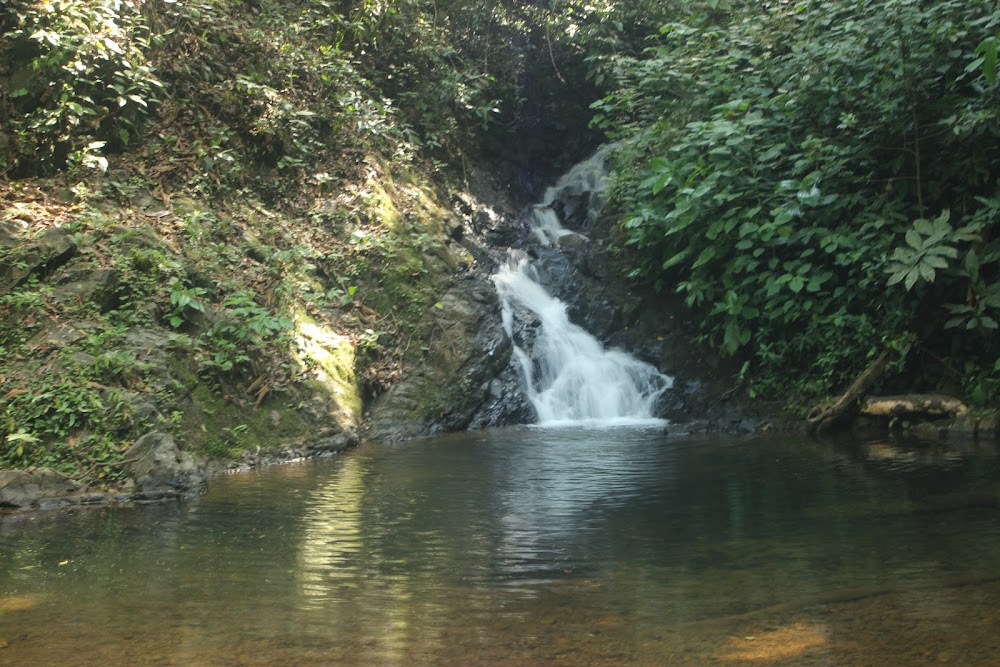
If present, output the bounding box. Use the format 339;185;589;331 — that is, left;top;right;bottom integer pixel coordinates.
415;377;478;421
180;382;312;459
292;311;362;430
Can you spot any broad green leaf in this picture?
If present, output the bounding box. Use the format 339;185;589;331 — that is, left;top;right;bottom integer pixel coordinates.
692;246;716;268
927;246;958;259
923;255;948;270
723;320;743;354
913;218;934;236
917;262;936;283
975;37;998;85
662;249;690;270
650;157;671;172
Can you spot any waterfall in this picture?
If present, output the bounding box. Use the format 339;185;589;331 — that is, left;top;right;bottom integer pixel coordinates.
493;148;673;426
527;143;613;247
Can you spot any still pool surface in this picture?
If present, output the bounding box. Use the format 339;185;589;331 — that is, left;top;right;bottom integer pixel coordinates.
3;427;1000;665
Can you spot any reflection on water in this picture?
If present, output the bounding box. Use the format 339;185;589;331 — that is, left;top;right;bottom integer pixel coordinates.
3;429;1000;665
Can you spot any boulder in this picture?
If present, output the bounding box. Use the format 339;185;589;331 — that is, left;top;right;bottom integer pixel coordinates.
978;414;1000;441
366;275;531;441
949;413;979;442
25;320;87;352
908;420;952;443
0;469;78;508
123;432;205;496
0;226;77;294
51;265;119;312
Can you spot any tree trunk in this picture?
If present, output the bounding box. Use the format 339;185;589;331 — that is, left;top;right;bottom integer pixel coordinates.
807;351;888;435
860;394;968;419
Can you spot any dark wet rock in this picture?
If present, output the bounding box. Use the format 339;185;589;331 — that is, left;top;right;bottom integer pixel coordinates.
979;414;1000;440
0;220;19;247
366;275;531;441
26;319;88;352
909;420;952;443
0;225;77;294
450;173;526;250
51;264;119;312
851;414;891;439
482;208;526;248
950;413;979;442
99;389;162;433
0;430;359;511
556;232;589;255
0;469;79;508
386;153;772;435
902;410;1000;446
206;429;358;475
123;432;206;496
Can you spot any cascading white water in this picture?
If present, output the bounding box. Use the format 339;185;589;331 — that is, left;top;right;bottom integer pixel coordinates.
493;147;673;426
494;257;672;425
528;143;613;246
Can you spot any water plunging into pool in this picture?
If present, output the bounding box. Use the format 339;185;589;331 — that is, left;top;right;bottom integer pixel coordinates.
493;147;672;425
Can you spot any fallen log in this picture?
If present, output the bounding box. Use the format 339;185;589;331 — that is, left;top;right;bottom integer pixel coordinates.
807;351;888;435
860;393;968;419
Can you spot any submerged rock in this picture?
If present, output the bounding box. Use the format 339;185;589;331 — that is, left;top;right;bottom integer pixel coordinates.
908;412;1000;446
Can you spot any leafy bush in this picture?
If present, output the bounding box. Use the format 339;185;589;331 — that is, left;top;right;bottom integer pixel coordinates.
0;0;163;174
599;0;1000;402
0;338;138;481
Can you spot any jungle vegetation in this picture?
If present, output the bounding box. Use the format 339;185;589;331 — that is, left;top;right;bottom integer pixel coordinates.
0;0;998;479
594;0;1000;407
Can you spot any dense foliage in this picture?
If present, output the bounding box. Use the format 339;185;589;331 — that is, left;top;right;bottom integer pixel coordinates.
598;0;1000;406
0;0;556;478
0;0;585;182
3;0;1000;482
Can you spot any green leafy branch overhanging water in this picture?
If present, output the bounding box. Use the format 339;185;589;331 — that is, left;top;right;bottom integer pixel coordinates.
598;0;1000;406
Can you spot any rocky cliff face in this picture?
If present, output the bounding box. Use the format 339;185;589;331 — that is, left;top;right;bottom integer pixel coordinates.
365;150;765;440
362;170;535;440
521;225;762;432
441;155;764;435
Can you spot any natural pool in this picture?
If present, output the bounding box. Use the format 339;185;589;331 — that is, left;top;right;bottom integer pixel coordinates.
3;427;1000;665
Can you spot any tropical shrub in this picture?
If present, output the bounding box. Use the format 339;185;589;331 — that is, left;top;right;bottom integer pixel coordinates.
598;0;1000;403
0;0;163;174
